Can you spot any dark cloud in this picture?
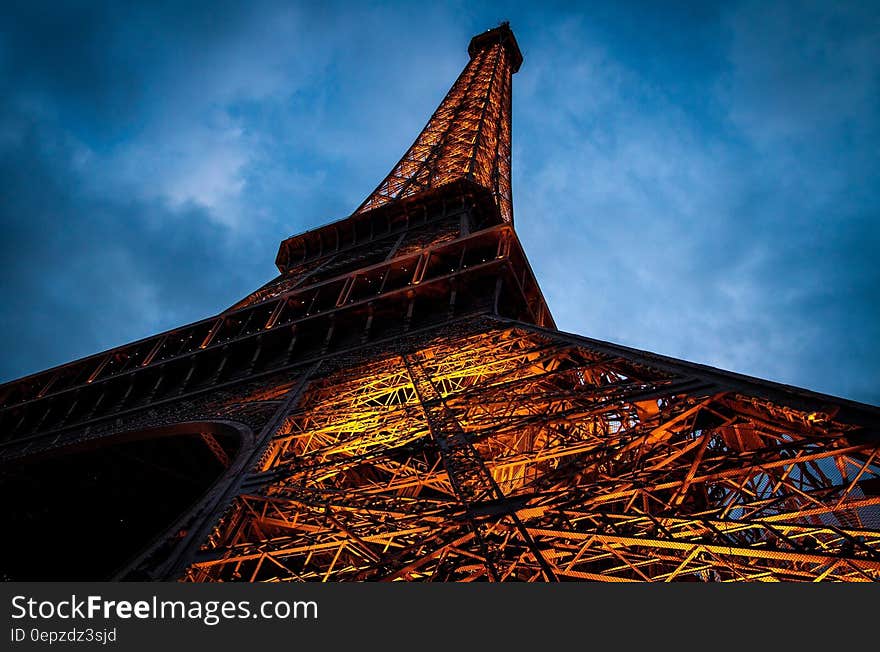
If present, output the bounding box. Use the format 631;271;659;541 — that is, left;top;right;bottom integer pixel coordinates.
0;97;249;377
0;0;466;380
513;2;880;404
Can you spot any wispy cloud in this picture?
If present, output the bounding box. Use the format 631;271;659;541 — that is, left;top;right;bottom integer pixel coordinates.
513;3;879;403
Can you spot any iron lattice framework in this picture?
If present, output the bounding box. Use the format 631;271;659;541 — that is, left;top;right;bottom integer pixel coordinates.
0;24;878;582
354;25;518;223
185;320;880;582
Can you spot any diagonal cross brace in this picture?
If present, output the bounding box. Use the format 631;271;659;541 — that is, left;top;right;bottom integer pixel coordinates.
402;354;557;581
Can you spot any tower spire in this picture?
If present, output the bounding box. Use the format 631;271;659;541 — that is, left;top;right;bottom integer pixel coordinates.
355;23;521;223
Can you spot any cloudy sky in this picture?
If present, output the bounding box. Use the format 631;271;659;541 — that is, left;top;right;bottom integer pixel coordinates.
1;0;877;405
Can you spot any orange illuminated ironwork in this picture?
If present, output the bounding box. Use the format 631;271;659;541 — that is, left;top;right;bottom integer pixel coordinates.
182;323;880;582
355;25;519;223
0;23;878;582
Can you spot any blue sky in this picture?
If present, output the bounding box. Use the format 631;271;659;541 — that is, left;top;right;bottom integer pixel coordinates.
1;0;878;405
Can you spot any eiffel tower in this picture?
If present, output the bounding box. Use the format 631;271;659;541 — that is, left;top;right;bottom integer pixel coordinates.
1;23;878;582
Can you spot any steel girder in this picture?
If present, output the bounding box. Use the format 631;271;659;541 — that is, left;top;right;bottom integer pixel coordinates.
183;319;880;582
